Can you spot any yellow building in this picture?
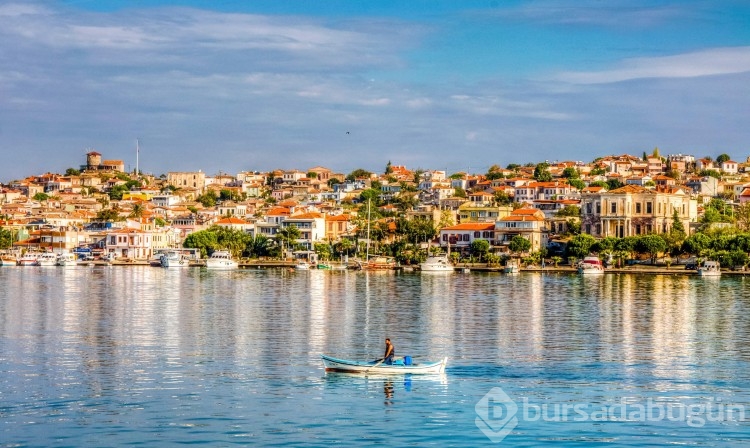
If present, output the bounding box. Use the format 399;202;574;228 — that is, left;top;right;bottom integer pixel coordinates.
580;185;697;238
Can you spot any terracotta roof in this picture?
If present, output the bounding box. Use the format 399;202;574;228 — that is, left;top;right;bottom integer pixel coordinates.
216;217;247;224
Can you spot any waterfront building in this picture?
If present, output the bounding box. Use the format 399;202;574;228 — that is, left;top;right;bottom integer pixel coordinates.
580;184;697;238
105;227;153;260
439;222;495;251
281;212;325;250
458;192;512;223
494;207;547;253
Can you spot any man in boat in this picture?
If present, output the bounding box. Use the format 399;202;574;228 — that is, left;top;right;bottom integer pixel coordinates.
382;338;395;365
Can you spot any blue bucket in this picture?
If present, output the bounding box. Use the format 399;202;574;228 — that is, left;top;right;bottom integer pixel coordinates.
403;356;412;366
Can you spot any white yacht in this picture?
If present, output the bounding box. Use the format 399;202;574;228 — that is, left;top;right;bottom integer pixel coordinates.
57;252;78;268
420;254;454;272
36;252;59;267
160;251;190;268
205;250;238;270
697;260;721;277
503;259;520;275
578;256;605;275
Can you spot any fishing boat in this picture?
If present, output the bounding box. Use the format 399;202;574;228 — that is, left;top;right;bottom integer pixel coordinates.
320;354;447;375
0;254;17;266
362;256;396;270
578;256;605;275
160;251;190;268
420;254;454;272
697;260;721;277
57;252;78;268
205;250;238;270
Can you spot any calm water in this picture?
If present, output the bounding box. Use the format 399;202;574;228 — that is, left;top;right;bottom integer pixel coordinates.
2;267;750;446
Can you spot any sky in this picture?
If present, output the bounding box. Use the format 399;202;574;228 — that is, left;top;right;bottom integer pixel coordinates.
1;0;750;182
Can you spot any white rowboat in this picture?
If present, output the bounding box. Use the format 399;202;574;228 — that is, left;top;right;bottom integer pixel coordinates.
321;354;447;375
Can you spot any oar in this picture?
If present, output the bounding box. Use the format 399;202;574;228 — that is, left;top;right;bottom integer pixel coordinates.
364;358;383;375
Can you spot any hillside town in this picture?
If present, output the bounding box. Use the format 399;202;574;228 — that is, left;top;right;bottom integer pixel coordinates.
1;149;749;267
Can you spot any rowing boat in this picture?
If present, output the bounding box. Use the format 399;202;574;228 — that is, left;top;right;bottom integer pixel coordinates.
321;354;447;375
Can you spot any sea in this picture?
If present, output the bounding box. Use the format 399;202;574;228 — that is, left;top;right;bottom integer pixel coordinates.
1;266;750;446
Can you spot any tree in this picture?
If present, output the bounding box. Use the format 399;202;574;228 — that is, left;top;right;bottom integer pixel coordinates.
96;208;121;222
735;203;750;231
128;203;145;218
566;234;597;259
346;168;373;182
0;227;12;250
681;233;711;257
568;178;586;191
671;209;686;236
65;168;81;176
385;161;393;175
469;239;490;262
183;229;219;258
493;191;512;206
636;234;667;263
486;165;505;180
197;190;218;208
33;192;50;202
555;205;580;217
246;234;275;258
438;209;456;229
606;179;624;190
561;167;580;179
508;235;531;255
533;163;552;182
716;153;731;164
213;226;252;259
276;225;302;255
454;187;467;198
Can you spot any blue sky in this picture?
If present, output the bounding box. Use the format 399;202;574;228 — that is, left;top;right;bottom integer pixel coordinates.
1;0;750;181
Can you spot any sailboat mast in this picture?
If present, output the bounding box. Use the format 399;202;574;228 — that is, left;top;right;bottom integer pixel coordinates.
135;139;140;176
365;198;371;261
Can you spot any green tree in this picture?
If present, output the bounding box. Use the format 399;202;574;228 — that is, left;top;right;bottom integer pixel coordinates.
213;226;252;259
568;178;586;191
96;208;121;222
277;225;302;254
566;234;597;259
636;234;667;263
314;242;333;261
508;235;531;255
128;203;145;218
533;162;552;182
33;192;50;202
246;234;275;258
454;187;467;198
197;190;218;207
681;233;711;257
566;219;581;235
555;205;580;217
346;168;372;182
64;168;81;176
561;167;580;179
469;239;491;262
716;153;731;164
183;229;219;258
385;161;393;175
486;164;505;180
493;191;512;206
606;179;624;190
0;227;12;250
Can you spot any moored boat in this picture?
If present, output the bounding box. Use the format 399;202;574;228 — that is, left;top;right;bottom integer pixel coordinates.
295;260;311;270
361;256;396;270
36;252;58;267
17;253;40;266
697;260;721;277
0;254;17;266
205;250;238;270
321;354;447;375
578;256;604;275
160;251;190;268
420;254;454;272
57;252;78;268
503;259;520;275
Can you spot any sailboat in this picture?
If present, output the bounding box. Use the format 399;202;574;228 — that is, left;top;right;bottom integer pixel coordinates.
359;198;395;270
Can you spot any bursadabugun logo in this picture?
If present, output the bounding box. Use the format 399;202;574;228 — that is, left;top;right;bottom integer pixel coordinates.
475;387;518;443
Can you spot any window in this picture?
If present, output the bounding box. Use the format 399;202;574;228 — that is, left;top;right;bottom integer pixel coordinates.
646;202;653;214
596;202;601;214
463;234;469;241
635;203;642;214
611;202;617;214
586;203;592;214
474;231;480;238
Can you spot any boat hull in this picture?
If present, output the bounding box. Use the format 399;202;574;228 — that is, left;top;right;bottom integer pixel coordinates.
206;260;238;270
321;354;447;375
420;256;454;272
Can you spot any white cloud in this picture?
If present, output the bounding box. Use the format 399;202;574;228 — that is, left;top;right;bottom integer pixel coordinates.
557;47;750;84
